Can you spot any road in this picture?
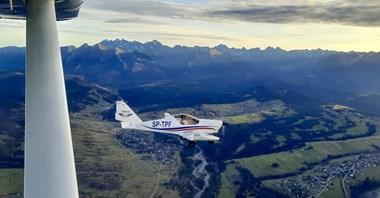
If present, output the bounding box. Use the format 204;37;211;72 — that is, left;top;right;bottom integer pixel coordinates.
150;162;163;198
315;173;334;197
341;164;355;198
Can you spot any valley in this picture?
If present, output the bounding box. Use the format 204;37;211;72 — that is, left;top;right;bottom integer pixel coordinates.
1;77;380;197
1;40;380;197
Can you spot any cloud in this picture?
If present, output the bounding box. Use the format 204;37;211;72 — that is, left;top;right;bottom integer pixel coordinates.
209;1;380;27
0;20;25;28
104;17;169;25
100;30;238;42
85;0;380;27
85;0;197;19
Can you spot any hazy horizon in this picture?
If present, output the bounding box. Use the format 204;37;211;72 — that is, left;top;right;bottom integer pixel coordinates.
1;0;380;52
1;38;379;53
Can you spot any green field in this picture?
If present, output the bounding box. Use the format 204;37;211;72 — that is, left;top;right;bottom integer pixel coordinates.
236;135;380;177
0;94;183;198
0;169;23;197
345;115;371;136
355;166;380;181
346;165;380;196
319;177;344;198
0;117;180;197
72;118;179;197
218;163;240;198
224;114;264;124
153;99;292;125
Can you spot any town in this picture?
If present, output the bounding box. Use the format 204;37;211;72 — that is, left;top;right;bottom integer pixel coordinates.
116;131;178;164
279;153;380;197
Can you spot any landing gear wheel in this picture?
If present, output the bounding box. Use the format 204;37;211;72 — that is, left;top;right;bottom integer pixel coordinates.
208;140;214;144
188;141;196;148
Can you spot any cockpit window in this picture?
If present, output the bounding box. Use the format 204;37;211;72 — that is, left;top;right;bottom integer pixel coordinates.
174;114;199;125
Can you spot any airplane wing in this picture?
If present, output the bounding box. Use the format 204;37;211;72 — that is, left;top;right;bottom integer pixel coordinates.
179;132;196;141
0;0;82;21
180;132;220;141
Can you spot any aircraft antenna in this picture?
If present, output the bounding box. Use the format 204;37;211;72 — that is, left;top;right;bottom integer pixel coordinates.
9;0;13;10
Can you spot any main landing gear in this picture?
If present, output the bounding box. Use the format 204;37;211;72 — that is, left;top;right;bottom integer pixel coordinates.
188;140;215;147
188;141;196;148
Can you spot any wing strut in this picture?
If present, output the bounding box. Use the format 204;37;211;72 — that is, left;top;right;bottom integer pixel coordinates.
24;0;79;197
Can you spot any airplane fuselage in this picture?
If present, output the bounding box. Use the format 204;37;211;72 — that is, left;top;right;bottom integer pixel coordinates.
138;117;222;141
116;100;223;146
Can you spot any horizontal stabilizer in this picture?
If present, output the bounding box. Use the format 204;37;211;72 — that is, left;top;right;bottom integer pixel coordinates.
121;122;132;129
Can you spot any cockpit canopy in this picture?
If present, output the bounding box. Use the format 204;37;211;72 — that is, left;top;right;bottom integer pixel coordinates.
174;114;199;125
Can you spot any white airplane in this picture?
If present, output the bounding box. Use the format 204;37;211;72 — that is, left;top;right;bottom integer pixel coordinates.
115;100;223;148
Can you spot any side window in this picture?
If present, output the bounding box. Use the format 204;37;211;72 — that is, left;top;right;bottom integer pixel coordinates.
175;115;199;125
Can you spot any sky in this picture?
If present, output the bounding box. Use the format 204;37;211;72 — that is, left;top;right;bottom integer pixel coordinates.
1;0;380;52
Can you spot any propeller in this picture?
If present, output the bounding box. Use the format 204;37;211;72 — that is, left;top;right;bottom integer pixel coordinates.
220;121;227;133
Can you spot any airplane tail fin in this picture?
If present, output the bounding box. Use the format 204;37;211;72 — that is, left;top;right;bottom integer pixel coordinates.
115;100;142;129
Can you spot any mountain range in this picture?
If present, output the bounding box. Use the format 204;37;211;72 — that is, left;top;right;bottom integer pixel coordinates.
1;39;380;94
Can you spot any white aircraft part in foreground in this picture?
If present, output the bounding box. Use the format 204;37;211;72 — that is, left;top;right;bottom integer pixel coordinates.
1;0;82;197
115;100;223;147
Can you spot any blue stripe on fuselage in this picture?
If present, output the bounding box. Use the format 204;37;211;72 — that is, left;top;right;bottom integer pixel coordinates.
142;125;215;131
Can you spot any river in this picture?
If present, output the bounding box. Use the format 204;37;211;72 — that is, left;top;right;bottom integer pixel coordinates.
191;150;210;198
